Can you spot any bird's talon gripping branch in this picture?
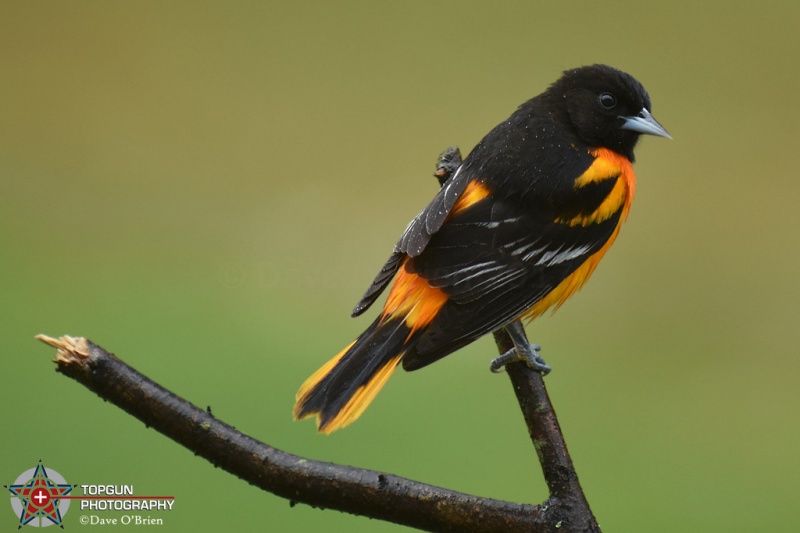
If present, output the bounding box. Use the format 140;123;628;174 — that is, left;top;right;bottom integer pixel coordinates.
489;350;553;376
491;321;552;375
524;345;552;375
490;350;513;373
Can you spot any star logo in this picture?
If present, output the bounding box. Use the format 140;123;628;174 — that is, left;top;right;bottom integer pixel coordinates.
5;461;75;529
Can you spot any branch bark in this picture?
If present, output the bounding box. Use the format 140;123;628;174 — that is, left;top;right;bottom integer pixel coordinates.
37;334;541;532
494;330;599;531
35;145;600;532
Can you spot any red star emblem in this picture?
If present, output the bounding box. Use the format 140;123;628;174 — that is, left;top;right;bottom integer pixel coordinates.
6;462;74;528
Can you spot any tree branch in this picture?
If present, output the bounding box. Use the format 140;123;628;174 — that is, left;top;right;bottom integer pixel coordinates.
37;334;540;532
35;145;600;532
494;330;599;531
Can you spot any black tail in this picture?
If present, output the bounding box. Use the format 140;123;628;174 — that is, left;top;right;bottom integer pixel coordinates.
293;316;415;433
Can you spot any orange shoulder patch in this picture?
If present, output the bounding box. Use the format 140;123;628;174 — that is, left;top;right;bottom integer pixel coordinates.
450;179;491;216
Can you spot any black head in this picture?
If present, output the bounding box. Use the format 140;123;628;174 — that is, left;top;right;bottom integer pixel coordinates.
546;64;670;160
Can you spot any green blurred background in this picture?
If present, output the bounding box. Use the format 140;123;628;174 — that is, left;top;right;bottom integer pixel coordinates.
2;2;799;531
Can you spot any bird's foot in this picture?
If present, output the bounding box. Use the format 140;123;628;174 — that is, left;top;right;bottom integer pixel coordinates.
490;342;551;374
490;321;552;375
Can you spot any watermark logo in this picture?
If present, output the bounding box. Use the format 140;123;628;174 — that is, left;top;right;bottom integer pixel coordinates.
6;461;175;528
5;460;76;528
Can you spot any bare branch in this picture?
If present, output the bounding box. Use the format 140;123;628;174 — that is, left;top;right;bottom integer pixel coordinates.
36;335;543;532
494;329;600;532
34;145;600;533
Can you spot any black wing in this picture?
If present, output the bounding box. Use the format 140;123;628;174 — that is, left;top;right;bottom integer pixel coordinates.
402;175;622;370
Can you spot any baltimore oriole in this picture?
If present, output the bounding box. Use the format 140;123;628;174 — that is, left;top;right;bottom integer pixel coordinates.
294;64;670;433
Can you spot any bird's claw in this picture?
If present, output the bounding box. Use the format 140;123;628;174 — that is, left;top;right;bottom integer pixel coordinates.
490;343;551;374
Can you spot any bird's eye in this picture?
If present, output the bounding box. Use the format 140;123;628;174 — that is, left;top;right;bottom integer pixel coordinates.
599;92;616;109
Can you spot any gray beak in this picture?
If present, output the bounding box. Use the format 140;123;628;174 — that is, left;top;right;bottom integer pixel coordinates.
619;108;672;139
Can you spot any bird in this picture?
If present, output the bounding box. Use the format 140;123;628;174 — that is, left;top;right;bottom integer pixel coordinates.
293;64;670;433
